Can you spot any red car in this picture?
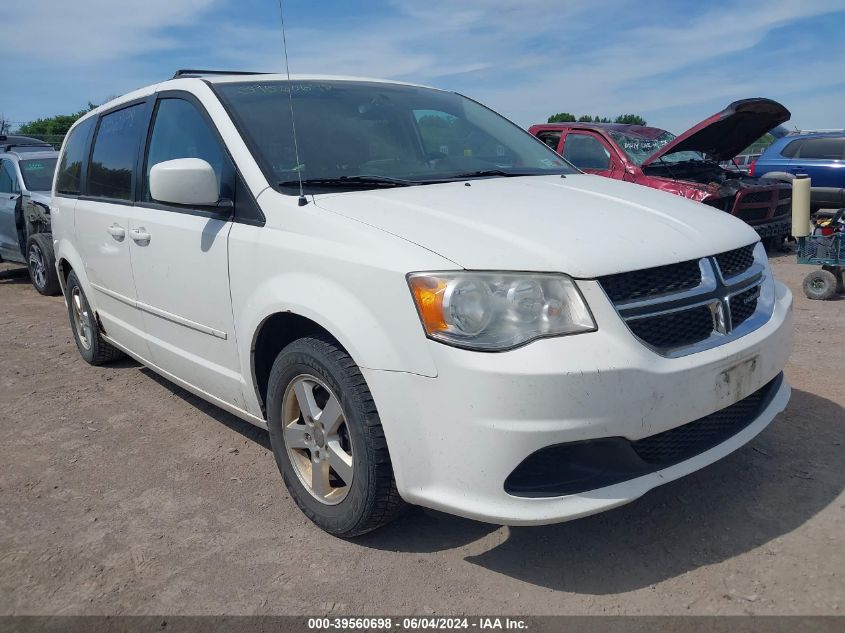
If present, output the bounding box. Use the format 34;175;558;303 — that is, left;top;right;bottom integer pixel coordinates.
529;98;792;247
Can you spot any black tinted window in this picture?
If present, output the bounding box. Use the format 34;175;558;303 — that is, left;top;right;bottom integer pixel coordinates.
537;131;562;151
0;160;17;193
781;139;801;158
144;98;229;202
89;104;147;200
20;158;58;191
796;137;845;160
56;117;94;195
563;134;611;170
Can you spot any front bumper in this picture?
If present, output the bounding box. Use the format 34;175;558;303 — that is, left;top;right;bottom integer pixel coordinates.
750;218;791;239
364;279;793;525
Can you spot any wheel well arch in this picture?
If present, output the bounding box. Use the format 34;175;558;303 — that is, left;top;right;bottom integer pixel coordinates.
57;258;73;284
250;312;342;414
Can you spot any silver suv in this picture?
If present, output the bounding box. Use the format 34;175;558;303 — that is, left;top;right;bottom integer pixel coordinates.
0;135;61;294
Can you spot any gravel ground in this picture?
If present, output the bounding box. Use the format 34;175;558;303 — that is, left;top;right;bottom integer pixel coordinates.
0;251;842;616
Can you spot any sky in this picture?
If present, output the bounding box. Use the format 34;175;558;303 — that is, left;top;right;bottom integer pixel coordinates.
3;0;844;134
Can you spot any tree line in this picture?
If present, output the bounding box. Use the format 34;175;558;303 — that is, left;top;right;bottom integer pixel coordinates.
547;113;647;126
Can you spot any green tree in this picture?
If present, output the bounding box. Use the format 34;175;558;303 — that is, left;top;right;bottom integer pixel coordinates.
577;114;594;122
614;114;647;126
18;102;97;136
547;112;576;123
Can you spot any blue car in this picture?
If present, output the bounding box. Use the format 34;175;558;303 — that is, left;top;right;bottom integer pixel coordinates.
753;132;845;210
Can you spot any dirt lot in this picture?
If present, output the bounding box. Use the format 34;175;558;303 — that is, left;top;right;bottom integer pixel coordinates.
0;252;842;616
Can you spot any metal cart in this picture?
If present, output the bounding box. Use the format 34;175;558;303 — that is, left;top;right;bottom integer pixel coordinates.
797;231;844;300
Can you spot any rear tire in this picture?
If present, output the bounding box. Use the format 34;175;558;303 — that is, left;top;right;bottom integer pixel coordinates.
266;334;405;537
65;271;124;365
26;233;61;296
803;269;837;301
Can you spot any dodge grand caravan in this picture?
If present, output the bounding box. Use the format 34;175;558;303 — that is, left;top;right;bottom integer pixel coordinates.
52;71;793;536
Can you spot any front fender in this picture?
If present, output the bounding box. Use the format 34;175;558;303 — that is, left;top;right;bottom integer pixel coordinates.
233;270;439;414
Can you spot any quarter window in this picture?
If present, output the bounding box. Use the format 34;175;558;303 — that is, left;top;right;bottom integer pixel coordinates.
780;140;802;158
563;134;611;170
537;131;562;151
143;98;230;202
56;117;95;195
88;104;147;200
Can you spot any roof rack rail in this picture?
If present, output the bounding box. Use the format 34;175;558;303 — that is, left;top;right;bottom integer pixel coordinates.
172;69;269;79
2;142;54;152
788;128;845;135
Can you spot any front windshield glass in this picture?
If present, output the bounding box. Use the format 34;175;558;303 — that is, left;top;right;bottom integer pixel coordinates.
213;80;576;192
609;130;704;165
19;157;57;191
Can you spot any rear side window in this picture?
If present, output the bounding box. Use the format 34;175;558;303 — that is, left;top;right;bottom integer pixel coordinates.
88;104;147;200
781;137;845;160
56;117;95;195
0;160;19;194
795;138;845;160
143;98;230;202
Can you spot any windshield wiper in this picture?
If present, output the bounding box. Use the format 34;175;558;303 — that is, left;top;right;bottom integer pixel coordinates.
452;169;538;179
278;175;418;189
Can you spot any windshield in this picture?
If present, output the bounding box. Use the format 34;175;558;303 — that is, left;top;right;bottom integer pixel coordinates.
609;130;704;165
19;158;57;191
213;80;576;192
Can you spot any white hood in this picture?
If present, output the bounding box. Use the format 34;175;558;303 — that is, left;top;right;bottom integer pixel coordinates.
313;174;759;278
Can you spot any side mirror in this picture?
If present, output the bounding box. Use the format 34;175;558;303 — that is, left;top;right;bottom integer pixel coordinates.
149;158;219;206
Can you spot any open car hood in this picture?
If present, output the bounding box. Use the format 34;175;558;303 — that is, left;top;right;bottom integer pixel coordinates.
642;98;791;165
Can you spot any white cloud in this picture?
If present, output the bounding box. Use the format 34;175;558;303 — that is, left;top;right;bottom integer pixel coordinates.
207;0;843;130
4;0;843;131
3;0;217;63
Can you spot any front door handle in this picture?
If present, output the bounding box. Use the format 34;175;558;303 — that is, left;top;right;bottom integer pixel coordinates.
107;224;126;241
129;227;151;245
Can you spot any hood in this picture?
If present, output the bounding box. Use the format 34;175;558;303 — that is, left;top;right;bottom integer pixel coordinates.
642;98;791;165
26;191;52;204
312;175;759;278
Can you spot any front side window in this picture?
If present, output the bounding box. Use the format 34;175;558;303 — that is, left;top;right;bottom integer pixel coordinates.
56;117;95;195
88;104;147;200
212;80;574;193
144;98;230;202
19;157;58;192
562;134;611;170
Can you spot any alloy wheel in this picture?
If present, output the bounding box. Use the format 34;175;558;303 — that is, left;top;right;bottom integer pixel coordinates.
282;374;354;504
28;243;46;289
70;286;94;350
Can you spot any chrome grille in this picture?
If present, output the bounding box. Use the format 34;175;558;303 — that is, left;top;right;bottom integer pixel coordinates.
598;242;772;357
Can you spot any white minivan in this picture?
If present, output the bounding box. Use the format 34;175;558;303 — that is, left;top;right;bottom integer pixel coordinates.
52;71;793;536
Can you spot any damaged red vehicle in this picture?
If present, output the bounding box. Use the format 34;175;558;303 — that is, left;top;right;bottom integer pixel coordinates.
529;98;792;246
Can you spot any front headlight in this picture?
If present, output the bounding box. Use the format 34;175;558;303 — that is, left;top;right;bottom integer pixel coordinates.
407;271;596;351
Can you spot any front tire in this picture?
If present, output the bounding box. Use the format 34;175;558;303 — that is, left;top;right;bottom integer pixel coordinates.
65;271;124;365
26;233;61;296
266;334;404;536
